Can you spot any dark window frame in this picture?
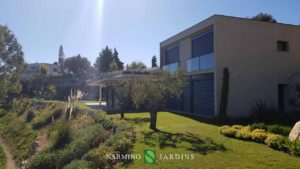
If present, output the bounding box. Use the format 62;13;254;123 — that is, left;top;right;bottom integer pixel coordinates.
191;30;214;58
164;44;180;65
277;40;289;52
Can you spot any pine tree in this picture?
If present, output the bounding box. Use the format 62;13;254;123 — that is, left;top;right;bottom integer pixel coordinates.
151;55;158;67
112;48;124;70
94;46;114;73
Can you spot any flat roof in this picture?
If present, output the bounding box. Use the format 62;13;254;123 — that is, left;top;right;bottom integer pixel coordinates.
160;14;299;47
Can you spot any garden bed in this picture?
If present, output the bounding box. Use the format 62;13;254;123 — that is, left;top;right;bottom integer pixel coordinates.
219;124;300;157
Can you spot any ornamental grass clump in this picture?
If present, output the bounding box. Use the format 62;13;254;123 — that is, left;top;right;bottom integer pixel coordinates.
65;89;87;121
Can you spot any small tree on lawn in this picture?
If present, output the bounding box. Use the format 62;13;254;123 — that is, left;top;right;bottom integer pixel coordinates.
109;79;135;119
132;70;184;130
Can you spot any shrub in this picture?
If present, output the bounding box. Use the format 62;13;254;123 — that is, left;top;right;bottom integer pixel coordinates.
52;122;72;150
32;107;63;129
251;123;291;136
112;137;133;155
219;125;238;137
284;139;300;156
56;126;105;168
0;146;5;168
0;112;37;164
250;123;268;131
12;98;31;115
56;138;89;169
87;146;116;169
251;129;268;143
219;67;230;116
251;99;278;122
101;119;117;130
267;125;291;137
62;160;93;169
28;151;58;169
265;134;285;150
235;126;252;140
26;110;36;122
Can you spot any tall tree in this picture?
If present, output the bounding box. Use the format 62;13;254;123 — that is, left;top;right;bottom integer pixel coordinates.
58;45;65;72
126;61;147;70
132;70;184;130
112;48;124;70
94;46;113;73
151;55;158;68
0;25;26;105
251;13;277;23
63;55;91;76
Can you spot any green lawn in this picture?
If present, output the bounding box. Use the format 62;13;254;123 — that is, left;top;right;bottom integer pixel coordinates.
112;112;300;169
0;146;5;169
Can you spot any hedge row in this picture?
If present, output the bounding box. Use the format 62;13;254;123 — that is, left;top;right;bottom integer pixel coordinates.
220;125;300;157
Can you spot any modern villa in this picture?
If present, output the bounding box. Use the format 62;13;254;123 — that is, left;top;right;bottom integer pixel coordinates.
161;15;300;117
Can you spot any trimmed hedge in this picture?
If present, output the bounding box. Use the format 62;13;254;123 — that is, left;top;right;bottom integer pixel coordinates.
220;125;300;157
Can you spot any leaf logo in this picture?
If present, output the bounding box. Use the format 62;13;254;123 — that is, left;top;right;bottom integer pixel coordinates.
144;150;156;164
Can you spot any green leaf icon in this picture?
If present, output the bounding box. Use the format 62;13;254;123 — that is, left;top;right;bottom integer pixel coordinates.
144;150;156;164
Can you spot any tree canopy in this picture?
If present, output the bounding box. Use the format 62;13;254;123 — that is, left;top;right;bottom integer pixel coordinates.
0;25;26;105
39;64;48;75
126;61;147;70
112;48;124;70
110;70;184;130
63;55;91;76
94;46;123;73
251;13;277;23
151;55;158;68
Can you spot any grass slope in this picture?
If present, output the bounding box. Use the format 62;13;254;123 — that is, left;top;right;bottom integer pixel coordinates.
113;112;300;169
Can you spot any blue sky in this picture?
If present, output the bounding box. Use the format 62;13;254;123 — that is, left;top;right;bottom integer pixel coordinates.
0;0;299;67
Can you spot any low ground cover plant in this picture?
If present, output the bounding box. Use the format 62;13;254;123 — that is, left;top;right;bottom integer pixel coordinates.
27;103;136;169
31;105;64;129
219;125;300;157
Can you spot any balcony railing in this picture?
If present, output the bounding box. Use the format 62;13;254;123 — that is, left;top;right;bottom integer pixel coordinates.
162;62;179;73
187;53;214;72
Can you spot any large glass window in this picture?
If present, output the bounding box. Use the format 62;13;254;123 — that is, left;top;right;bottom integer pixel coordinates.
187;30;214;72
192;31;213;57
165;45;179;65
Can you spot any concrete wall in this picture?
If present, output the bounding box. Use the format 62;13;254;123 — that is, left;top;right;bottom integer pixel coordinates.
214;16;300;117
